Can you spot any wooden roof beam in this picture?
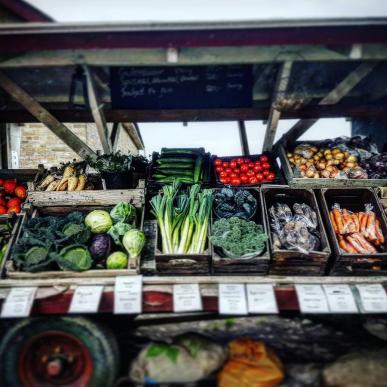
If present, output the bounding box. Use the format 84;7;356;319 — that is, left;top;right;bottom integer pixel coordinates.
121;122;144;150
0;71;96;159
277;62;377;146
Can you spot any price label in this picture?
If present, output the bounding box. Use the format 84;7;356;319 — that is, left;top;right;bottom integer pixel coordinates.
1;287;37;318
295;284;329;314
356;284;387;313
219;284;247;315
173;284;202;313
114;276;142;314
69;285;104;314
246;284;278;314
323;284;358;313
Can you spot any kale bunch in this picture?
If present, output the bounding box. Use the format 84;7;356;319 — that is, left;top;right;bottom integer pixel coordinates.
210;217;268;258
87;151;132;173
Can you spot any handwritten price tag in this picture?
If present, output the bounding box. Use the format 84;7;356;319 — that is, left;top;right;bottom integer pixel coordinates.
1;287;37;318
69;285;104;314
246;284;278;314
323;284;358;313
295;284;329;314
173;284;202;313
219;284;247;315
356;284;387;313
114;276;142;314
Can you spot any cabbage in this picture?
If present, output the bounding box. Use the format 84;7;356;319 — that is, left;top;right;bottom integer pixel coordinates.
85;210;113;233
106;251;128;269
107;222;133;247
123;229;145;258
89;234;112;263
110;202;136;224
56;245;92;271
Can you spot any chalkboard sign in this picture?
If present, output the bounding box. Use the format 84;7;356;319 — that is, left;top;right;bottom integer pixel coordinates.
110;65;253;109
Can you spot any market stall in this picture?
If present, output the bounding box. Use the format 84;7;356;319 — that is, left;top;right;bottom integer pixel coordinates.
0;16;386;387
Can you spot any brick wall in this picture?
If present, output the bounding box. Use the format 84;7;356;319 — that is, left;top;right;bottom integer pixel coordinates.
18;123;138;168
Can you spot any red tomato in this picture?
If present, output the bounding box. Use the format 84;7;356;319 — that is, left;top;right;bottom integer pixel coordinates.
248;162;255;168
240;175;249;184
230;178;241;186
0;198;5;206
263;170;270;177
260;155;269;163
0;178;3;187
3;179;16;195
249;177;258;184
236;158;244;165
222;162;230;168
230;172;238;178
233;168;240;175
215;166;223;173
262;162;271;170
267;172;276;181
229;161;237;169
7;205;20;214
224;168;232;175
256;173;264;181
7;197;21;208
246;170;255;177
0;205;6;215
220;177;231;184
219;171;228;178
253;165;263;173
243;158;251;163
214;159;223;166
240;164;249;173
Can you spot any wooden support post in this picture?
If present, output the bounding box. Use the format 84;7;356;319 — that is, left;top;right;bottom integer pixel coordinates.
121;122;144;150
238;121;250;155
262;61;293;151
0;71;96;159
83;65;111;154
110;122;120;152
278;62;376;146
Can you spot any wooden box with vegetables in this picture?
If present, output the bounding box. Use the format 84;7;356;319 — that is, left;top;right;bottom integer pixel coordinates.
150;182;213;275
278;136;387;188
0;173;29;216
5;191;146;279
210;188;270;274
261;186;331;276
318;188;387;276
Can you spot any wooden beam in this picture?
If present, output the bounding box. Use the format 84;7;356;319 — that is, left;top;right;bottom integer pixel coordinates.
121;122;144;150
278;62;377;146
0;71;96;159
262;61;293;151
83;66;111;153
238;121;250;155
110;122;120;152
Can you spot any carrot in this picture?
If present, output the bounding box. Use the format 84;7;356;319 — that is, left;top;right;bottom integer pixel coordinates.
366;211;377;242
342;209;355;233
330;211;339;234
333;207;344;235
353;213;360;233
346;235;367;254
360;212;368;233
345;238;358;254
352;233;377;254
375;219;385;245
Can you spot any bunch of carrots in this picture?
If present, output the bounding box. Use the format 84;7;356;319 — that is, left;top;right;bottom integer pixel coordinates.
329;204;385;254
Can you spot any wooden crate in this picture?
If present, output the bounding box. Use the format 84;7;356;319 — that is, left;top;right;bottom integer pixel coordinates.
377;187;387;218
5;189;145;279
277;141;387;188
211;188;269;275
261;185;331;273
318;187;387;276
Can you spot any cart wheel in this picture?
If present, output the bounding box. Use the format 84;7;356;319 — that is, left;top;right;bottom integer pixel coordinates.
0;317;119;387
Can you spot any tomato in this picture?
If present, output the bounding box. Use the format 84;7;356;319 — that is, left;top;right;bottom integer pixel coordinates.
240;175;249;184
230;172;238;178
255;173;264;181
214;159;223;166
260;155;269;163
262;162;271;170
230;178;241;186
240;164;249;173
220;177;230;184
267;172;276;181
215;166;223;174
0;205;6;215
243;158;251;163
3;179;16;195
0;179;3;187
236;158;244;165
7;197;21;208
246;170;255;177
253;165;263;173
219;171;228;178
7;205;20;214
233;168;240;175
229;161;237;169
224;168;232;175
222;161;229;168
248;162;255;168
249;177;258;184
263;170;270;177
0;198;5;206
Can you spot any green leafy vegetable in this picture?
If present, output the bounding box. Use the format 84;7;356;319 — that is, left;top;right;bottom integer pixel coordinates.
85;210;112;233
110;202;136;224
146;343;179;363
210;217;268;258
106;251;128;269
55;245;92;271
122;229;145;258
107;222;133;247
86;151;132;173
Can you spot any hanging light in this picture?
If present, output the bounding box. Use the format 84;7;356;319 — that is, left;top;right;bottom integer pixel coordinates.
69;65;89;109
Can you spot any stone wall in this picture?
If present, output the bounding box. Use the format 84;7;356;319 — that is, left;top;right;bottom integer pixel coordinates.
18;123;138;168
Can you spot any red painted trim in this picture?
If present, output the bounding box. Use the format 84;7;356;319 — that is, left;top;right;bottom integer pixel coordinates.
0;25;387;53
0;0;53;22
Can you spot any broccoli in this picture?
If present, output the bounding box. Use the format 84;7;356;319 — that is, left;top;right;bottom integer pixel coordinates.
210;217;268;258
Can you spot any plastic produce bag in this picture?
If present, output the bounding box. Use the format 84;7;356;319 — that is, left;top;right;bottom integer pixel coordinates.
218;339;284;387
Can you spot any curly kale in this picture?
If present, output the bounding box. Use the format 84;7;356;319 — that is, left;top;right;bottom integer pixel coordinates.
210;217;268;258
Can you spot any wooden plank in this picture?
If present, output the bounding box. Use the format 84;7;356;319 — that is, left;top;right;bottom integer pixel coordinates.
121;122;144;150
278;62;377;145
263;61;293;151
0;71;96;158
238;121;250;155
83;65;111;153
110;122;120;152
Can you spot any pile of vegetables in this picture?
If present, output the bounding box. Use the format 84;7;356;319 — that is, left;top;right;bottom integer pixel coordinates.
214;155;276;186
210;217;268;258
0;221;12;264
12;202;145;272
330;204;385;254
213;188;257;220
150;182;212;254
0;178;27;215
86;151;133;173
361;153;387;179
37;162;92;192
151;148;208;185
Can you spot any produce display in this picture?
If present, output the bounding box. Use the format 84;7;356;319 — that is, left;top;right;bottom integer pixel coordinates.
329;204;385;254
12;202;145;272
210;217;268;258
0;178;27;214
0;221;12;264
151;148;208;185
213;155;276;186
86;151;133;173
269;202;320;253
150;182;212;254
213;188;257;220
36;162;93;191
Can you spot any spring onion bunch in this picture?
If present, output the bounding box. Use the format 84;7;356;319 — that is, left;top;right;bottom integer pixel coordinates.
150;182;212;254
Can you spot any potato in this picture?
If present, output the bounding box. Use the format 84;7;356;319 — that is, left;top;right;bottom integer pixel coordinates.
347;155;357;163
321;170;331;178
306;168;315;178
313;172;320;178
299;164;307;171
316;151;324;158
345;162;356;168
333;159;341;165
287;152;293;158
326;159;334;166
300;157;307;164
306;161;314;167
326;165;334;172
325;154;333;160
334;152;345;160
311;146;318;153
301;171;306;177
317;162;326;170
344;151;350;158
332;148;341;155
313;154;320;161
324;149;331;156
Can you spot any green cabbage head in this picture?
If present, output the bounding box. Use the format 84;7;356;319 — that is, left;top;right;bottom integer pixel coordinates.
123;229;145;258
85;210;113;233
